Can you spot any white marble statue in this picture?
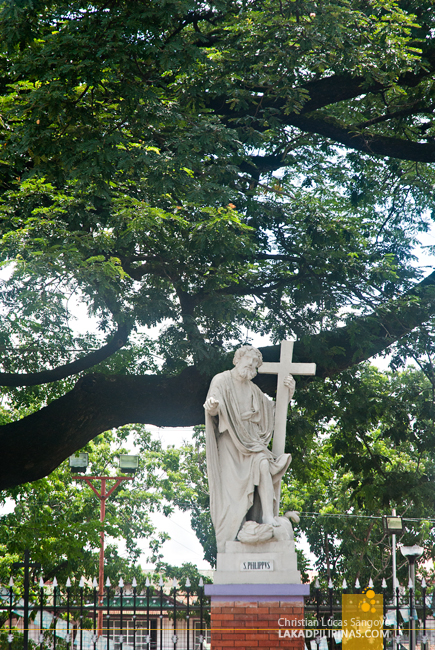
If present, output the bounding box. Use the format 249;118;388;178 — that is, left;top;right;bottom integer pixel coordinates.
204;345;296;553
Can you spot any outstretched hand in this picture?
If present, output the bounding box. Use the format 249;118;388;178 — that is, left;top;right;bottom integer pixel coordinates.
204;396;220;413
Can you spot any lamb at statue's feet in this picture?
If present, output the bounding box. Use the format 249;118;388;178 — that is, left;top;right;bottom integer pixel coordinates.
237;513;299;544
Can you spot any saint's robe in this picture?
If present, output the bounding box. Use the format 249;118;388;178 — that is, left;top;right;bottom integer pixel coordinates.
205;370;291;552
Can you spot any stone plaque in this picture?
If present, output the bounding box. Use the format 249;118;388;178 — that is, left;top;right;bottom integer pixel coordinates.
240;560;274;571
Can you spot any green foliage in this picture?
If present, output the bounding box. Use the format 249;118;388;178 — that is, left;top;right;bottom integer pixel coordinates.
1;0;435;390
0;631;44;650
279;364;435;586
138;425;217;568
145;366;435;586
162;426;216;567
2;0;435;588
0;426;170;585
154;562;212;593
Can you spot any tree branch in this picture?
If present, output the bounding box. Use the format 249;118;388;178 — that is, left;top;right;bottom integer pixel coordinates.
260;269;435;379
241;114;435;175
1;270;435;489
0;324;130;387
0;368;207;490
356;102;435;129
282;114;435;163
210;53;435;170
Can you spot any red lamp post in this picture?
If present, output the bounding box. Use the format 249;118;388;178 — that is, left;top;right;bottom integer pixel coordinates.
70;452;139;638
72;475;134;637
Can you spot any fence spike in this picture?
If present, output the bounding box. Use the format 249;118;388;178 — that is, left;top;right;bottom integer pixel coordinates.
79;577;85;588
382;579;387;589
39;577;44;588
408;578;413;589
53;577;58;588
132;577;138;588
342;579;347;589
355;578;360;589
66;577;71;588
119;578;124;588
368;578;374;589
422;577;427;588
328;579;333;589
315;578;320;589
145;577;150;588
199;577;204;587
93;577;98;588
159;576;164;587
172;578;178;589
185;577;191;588
106;577;111;587
8;577;13;587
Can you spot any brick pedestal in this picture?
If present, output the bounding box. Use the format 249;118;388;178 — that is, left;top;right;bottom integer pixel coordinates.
205;584;309;650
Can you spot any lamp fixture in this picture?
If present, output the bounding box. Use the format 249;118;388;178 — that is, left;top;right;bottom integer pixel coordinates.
119;454;139;474
383;515;403;535
69;452;89;473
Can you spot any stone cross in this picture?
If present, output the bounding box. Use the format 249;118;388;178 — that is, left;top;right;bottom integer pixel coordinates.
257;340;316;456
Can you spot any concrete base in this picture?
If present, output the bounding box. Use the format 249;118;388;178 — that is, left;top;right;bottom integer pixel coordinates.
214;539;300;584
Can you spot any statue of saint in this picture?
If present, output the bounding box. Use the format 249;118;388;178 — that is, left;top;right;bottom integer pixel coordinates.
204;345;295;552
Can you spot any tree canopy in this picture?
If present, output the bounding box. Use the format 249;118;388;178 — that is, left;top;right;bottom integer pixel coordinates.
2;0;435;488
0;426;167;587
284;362;435;585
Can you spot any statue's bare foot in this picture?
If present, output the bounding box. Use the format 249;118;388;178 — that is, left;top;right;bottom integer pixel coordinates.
262;516;279;526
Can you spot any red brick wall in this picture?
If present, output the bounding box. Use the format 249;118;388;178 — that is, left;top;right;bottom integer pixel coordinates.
210;599;305;649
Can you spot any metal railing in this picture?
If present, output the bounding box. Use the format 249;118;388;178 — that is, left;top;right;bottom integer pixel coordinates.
303;579;435;649
2;564;435;650
0;575;211;650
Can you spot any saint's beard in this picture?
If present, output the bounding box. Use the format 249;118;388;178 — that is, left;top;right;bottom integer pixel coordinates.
237;366;257;380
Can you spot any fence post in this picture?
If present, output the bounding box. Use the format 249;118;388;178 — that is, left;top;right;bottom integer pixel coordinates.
79;577;85;650
314;577;321;645
133;577;138;650
8;577;13;650
66;577;71;649
39;577;44;649
382;578;387;650
172;578;178;649
409;580;415;650
119;578;124;650
52;577;58;650
131;578;137;650
159;577;164;650
186;578;191;650
106;577;111;650
395;585;400;649
422;578;427;650
93;577;98;649
328;578;334;649
199;577;204;650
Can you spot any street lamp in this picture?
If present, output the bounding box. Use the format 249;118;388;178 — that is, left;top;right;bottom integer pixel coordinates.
400;545;424;650
70;453;139;637
383;510;403;599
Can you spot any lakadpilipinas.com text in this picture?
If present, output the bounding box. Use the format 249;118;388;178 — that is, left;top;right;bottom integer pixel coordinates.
277;618;391;639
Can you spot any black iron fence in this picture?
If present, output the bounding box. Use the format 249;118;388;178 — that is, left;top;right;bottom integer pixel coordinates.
2;566;435;650
0;575;211;650
304;579;435;649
